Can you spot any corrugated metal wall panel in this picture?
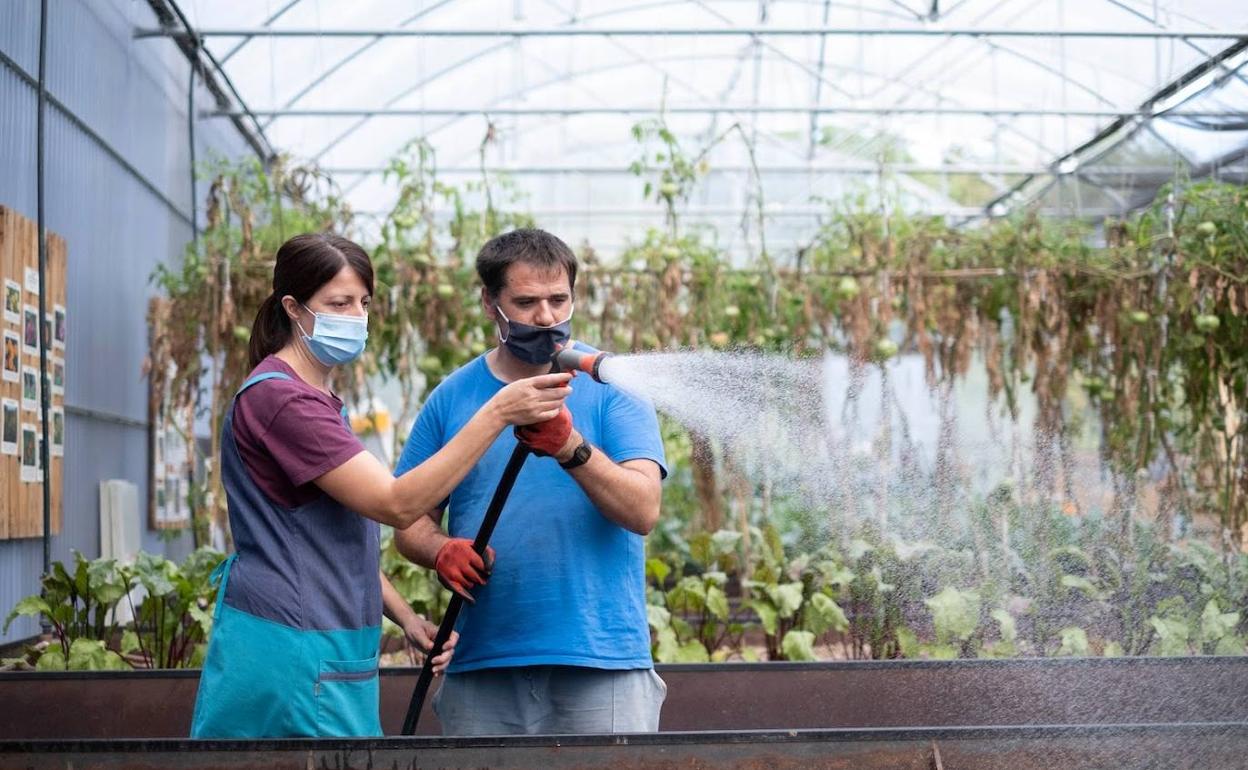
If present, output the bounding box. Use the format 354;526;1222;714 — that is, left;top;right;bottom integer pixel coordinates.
0;0;251;644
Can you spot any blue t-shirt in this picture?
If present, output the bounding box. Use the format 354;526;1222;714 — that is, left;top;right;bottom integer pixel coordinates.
395;347;667;673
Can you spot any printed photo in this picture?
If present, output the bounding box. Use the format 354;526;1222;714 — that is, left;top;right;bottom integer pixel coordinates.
21;423;36;482
3;330;18;383
43;313;52;350
51;407;64;456
52;358;64;395
1;398;17;455
53;305;66;349
3;279;19;323
24;267;39;294
21;366;38;412
22;305;38;354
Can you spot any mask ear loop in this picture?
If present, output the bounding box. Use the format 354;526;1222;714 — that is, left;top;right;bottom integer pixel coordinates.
494;305;511;343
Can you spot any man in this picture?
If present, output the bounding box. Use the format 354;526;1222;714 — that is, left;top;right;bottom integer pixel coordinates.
394;228;668;735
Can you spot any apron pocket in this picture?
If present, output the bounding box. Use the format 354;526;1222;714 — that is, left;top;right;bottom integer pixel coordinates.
314;656;381;737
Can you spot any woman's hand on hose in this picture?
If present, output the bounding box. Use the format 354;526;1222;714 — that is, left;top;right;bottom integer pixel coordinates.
402;616;459;675
485;372;573;426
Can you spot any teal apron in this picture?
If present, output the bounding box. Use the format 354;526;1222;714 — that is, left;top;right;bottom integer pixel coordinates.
190;372;382;738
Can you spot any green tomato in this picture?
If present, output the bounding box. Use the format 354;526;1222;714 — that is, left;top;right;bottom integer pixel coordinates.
874;338;899;359
1128;310;1150;325
659;182;680;198
417;355;442;374
836;276;861;299
1195;314;1221;333
232;325;250;342
1196;221;1217;237
435;283;455;299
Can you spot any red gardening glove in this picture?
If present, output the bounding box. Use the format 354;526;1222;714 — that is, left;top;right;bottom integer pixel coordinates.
514;406;573;457
434;538;495;604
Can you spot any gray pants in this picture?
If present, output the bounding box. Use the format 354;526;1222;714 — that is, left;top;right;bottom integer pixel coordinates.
433;665;667;735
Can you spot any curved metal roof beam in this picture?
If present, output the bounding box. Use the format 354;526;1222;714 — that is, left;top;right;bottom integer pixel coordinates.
367;51;1059;173
218;0;304;65
818;0;1064;166
602;0;919;24
257;0;457;130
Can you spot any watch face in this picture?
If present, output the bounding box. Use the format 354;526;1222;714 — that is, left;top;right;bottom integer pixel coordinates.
563;442;591;468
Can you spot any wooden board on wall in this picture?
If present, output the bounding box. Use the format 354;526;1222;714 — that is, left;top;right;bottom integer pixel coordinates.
0;205;66;541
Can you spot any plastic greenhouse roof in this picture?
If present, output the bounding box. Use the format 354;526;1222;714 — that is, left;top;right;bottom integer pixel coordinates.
168;0;1248;256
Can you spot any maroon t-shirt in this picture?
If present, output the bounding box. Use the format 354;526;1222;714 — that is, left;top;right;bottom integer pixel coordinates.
231;356;366;509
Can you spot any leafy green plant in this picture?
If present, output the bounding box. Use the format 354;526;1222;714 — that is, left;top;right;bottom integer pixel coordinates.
4;551;130;670
4;549;224;670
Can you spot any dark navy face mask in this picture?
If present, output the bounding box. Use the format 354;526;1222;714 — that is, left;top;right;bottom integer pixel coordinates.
495;304;573;365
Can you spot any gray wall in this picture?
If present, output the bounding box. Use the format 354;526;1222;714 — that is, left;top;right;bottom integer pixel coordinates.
0;0;251;644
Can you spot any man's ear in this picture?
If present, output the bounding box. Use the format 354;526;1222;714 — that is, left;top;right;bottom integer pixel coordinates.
481;288;497;321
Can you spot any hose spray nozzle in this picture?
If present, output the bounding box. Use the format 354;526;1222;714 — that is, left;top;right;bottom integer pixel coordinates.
551;343;613;383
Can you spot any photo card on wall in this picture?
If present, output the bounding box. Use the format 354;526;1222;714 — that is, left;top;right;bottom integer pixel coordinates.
1;398;17;456
3;280;19;324
2;330;18;383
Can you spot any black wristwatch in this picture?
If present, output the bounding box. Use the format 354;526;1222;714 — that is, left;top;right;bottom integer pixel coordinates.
559;441;592;470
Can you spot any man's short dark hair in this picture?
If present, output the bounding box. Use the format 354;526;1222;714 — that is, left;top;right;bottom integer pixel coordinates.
476;228;578;298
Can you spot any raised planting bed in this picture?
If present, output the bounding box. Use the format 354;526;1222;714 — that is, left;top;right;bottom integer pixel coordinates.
1;657;1245;768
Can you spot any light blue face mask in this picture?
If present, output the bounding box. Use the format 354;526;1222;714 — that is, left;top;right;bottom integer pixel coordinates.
296;304;368;366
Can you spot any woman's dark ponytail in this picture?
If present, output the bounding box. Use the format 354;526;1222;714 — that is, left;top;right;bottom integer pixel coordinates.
246;233;375;369
248;293;291;369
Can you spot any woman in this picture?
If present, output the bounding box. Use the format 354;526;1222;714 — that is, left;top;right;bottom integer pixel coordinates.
190;233;571;738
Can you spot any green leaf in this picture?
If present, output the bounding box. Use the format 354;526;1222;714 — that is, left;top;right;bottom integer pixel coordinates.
1057;627;1089;657
674;640;711;663
67;638;127;671
647;603;671;632
897;626;920;659
925;587;981;643
705;586;730;620
645;558;671;587
1102;641;1125;658
667;576;707;613
747;599;779;636
653;627;680;663
921;643;958;660
4;595;52;634
120;630;141;656
767;582;805;619
35;643;67;671
781;630;817;661
990;608;1017;644
1060;574;1100;596
1213;636;1245;656
1199;599;1240;644
1149;616;1191;656
710;530;742;560
805;593;849;636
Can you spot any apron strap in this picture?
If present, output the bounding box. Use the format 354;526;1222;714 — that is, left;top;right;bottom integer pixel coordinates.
209;553;238;618
235;371;293;398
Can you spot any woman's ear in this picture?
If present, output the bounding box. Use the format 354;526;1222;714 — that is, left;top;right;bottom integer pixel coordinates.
280;295;302;322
